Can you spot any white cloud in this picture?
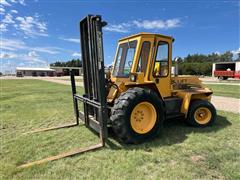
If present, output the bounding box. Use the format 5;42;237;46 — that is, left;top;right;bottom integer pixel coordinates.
0;51;17;59
10;9;18;14
104;23;130;33
9;0;25;5
2;13;15;24
0;23;8;32
31;47;59;54
18;0;25;5
231;48;240;55
59;37;79;43
0;0;11;6
231;48;240;60
104;18;181;33
0;38;61;54
0;7;5;14
28;51;38;57
0;2;45;38
0;0;25;7
15;16;48;37
1;51;47;66
0;38;26;50
133;18;181;29
165;19;181;28
72;52;81;57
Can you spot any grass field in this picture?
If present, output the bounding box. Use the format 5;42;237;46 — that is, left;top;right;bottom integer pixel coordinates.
205;84;240;99
60;78;83;82
1;80;240;179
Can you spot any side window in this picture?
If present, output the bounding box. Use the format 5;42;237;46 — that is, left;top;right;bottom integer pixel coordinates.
153;41;169;77
124;45;136;75
112;40;137;77
137;41;151;73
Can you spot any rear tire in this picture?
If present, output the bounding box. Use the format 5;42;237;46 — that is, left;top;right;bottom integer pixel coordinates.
218;76;224;80
219;76;228;80
187;100;216;127
110;87;165;144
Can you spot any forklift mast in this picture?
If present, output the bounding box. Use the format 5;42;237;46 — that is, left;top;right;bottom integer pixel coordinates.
75;15;109;143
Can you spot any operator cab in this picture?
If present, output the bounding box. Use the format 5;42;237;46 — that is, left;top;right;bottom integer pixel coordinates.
111;32;174;97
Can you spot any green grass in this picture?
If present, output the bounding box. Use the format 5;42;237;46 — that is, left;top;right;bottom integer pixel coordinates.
206;84;240;99
1;80;240;179
59;78;83;82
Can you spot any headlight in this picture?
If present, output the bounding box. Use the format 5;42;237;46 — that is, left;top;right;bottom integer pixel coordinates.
130;74;137;82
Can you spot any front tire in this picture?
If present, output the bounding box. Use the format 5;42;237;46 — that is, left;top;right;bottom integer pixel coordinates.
187;100;216;127
110;87;165;144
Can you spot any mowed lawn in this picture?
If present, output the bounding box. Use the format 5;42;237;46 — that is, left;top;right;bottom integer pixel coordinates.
205;84;240;99
1;80;240;179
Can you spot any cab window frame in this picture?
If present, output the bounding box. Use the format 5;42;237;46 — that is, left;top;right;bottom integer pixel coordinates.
152;41;170;78
136;41;151;74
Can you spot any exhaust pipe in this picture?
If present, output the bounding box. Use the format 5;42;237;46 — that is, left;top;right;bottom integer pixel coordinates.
174;57;179;76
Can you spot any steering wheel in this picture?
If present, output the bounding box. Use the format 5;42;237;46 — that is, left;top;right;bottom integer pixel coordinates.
128;61;132;68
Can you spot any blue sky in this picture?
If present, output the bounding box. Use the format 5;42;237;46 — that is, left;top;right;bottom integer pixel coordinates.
0;0;239;73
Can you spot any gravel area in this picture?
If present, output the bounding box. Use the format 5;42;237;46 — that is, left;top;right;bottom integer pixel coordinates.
211;96;240;114
203;82;240;86
39;78;84;86
199;77;240;82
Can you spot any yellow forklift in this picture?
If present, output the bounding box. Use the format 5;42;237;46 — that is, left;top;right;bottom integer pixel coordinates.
20;15;216;168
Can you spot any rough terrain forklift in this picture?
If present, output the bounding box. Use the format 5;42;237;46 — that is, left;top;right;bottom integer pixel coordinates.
20;15;216;168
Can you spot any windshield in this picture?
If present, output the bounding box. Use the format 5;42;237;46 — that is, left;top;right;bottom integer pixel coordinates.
112;40;137;77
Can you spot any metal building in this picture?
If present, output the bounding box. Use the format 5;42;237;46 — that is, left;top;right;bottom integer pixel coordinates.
16;67;56;77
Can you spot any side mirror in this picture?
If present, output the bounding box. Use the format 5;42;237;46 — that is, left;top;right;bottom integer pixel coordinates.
174;57;179;62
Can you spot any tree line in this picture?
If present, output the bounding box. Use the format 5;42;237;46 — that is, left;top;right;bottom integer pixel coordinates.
176;51;239;76
50;59;82;67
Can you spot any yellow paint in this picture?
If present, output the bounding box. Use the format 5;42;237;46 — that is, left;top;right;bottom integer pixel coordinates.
107;86;118;103
175;90;212;117
107;32;214;118
194;107;212;124
154;62;160;75
130;101;157;134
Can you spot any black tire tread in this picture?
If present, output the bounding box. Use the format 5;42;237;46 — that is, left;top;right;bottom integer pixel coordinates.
187;99;216;127
110;87;164;144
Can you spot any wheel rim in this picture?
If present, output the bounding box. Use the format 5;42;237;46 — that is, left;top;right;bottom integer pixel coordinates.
130;101;157;134
194;107;212;124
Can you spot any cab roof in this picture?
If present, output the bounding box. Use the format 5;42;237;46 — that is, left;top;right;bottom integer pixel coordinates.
118;32;174;42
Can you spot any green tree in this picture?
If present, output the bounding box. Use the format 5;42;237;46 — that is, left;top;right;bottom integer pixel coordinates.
219;51;233;62
51;59;82;67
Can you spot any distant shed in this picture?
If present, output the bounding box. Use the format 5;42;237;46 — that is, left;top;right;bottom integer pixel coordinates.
16;67;55;76
212;61;240;79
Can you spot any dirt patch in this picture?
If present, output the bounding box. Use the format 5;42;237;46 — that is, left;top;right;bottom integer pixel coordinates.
190;155;205;163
